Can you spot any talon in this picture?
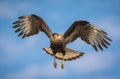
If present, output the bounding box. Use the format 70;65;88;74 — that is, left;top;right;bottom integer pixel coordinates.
61;62;64;69
54;56;57;68
61;56;64;69
54;61;57;68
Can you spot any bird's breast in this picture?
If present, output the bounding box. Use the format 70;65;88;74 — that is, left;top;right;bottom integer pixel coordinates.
51;39;63;46
50;37;65;49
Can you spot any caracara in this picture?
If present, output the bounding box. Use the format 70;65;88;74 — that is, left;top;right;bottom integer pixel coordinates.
12;14;112;69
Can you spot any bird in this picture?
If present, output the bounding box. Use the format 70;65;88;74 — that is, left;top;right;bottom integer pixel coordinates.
12;14;112;69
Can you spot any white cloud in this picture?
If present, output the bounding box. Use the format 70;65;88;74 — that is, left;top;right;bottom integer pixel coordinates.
0;1;42;19
49;0;65;5
80;0;119;10
6;63;66;79
0;2;17;19
93;75;119;79
0;33;117;79
0;33;46;64
5;51;116;79
66;52;115;74
97;16;120;41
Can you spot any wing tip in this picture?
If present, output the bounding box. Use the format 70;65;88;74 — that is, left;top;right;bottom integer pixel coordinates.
18;16;25;19
12;25;18;28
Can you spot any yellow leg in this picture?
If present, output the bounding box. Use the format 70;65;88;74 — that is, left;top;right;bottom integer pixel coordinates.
54;56;57;68
61;56;64;69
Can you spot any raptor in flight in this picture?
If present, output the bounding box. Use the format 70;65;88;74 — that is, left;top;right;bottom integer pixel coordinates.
12;14;112;69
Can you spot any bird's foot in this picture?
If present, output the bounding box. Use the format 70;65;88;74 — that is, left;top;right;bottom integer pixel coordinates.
54;61;57;68
54;56;57;68
61;62;64;69
61;56;64;69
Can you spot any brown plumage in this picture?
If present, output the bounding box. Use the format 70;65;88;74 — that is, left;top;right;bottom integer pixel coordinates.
12;14;112;69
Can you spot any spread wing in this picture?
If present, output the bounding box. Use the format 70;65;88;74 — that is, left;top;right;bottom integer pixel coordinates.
63;21;112;51
12;14;52;38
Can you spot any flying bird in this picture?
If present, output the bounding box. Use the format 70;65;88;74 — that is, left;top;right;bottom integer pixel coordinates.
12;14;112;69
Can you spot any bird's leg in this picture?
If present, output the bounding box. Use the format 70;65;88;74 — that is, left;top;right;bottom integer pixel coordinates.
54;56;57;68
61;55;65;69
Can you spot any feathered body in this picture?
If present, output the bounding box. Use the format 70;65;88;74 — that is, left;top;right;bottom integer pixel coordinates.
50;34;65;54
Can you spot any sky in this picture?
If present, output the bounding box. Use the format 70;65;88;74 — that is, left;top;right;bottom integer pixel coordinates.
0;0;120;79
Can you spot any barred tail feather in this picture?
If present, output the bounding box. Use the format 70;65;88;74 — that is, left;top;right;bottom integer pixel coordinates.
43;48;84;61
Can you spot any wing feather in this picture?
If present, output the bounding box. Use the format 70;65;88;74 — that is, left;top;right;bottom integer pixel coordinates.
64;21;112;51
12;14;52;38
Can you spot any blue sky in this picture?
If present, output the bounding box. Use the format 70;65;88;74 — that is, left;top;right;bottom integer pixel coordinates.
0;0;120;79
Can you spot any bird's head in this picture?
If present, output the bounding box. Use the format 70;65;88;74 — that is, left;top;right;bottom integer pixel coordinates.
52;33;59;39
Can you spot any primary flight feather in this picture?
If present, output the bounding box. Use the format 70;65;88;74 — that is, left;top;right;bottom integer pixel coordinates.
12;14;112;69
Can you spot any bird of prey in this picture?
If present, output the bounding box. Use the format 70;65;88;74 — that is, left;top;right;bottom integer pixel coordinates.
12;14;112;69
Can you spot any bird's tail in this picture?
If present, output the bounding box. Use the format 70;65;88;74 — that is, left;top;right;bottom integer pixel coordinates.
43;48;84;61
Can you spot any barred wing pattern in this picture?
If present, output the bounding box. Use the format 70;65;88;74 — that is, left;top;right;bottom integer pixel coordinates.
13;14;52;38
64;21;112;51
